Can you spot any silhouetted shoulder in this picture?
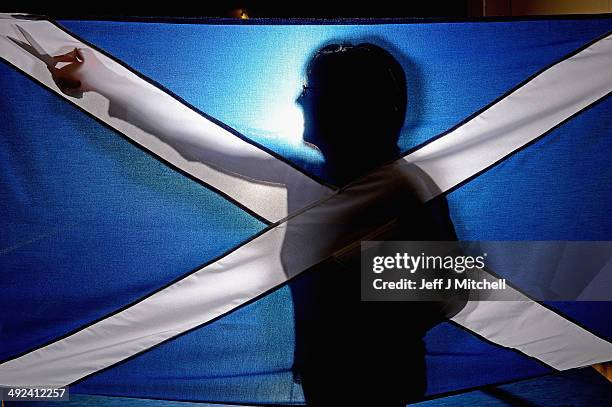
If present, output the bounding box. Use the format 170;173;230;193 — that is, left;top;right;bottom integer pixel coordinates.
344;159;457;241
344;159;441;208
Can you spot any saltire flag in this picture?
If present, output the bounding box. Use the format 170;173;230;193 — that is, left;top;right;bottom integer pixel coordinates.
1;13;611;404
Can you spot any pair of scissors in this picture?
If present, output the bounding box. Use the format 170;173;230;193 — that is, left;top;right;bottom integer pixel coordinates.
7;24;85;96
7;24;54;67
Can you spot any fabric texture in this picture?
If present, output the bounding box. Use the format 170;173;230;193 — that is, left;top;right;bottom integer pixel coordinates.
1;15;611;404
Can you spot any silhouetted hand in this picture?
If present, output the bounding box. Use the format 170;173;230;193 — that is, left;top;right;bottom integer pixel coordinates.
48;48;108;96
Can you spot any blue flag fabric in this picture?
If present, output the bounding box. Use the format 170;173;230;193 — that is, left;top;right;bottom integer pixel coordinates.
1;16;611;404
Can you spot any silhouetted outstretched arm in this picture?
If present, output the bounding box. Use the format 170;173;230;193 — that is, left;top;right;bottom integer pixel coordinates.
48;48;289;185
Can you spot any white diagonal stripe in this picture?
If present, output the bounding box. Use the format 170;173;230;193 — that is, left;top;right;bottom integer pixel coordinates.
1;15;611;387
403;34;612;198
452;295;612;371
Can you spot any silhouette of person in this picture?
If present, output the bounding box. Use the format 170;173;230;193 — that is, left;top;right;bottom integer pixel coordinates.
49;41;459;407
286;43;458;406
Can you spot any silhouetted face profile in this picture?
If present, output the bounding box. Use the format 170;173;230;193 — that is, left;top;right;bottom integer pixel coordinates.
298;43;407;185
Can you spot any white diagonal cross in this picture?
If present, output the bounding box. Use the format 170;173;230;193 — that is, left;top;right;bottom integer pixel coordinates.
0;14;611;387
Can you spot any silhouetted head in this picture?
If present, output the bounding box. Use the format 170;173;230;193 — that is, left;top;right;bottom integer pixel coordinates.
299;42;407;184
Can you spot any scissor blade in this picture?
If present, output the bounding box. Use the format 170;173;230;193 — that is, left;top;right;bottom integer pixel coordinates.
13;24;53;65
7;36;43;60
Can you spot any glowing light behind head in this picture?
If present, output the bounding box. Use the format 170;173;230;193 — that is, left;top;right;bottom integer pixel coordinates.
230;28;337;147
